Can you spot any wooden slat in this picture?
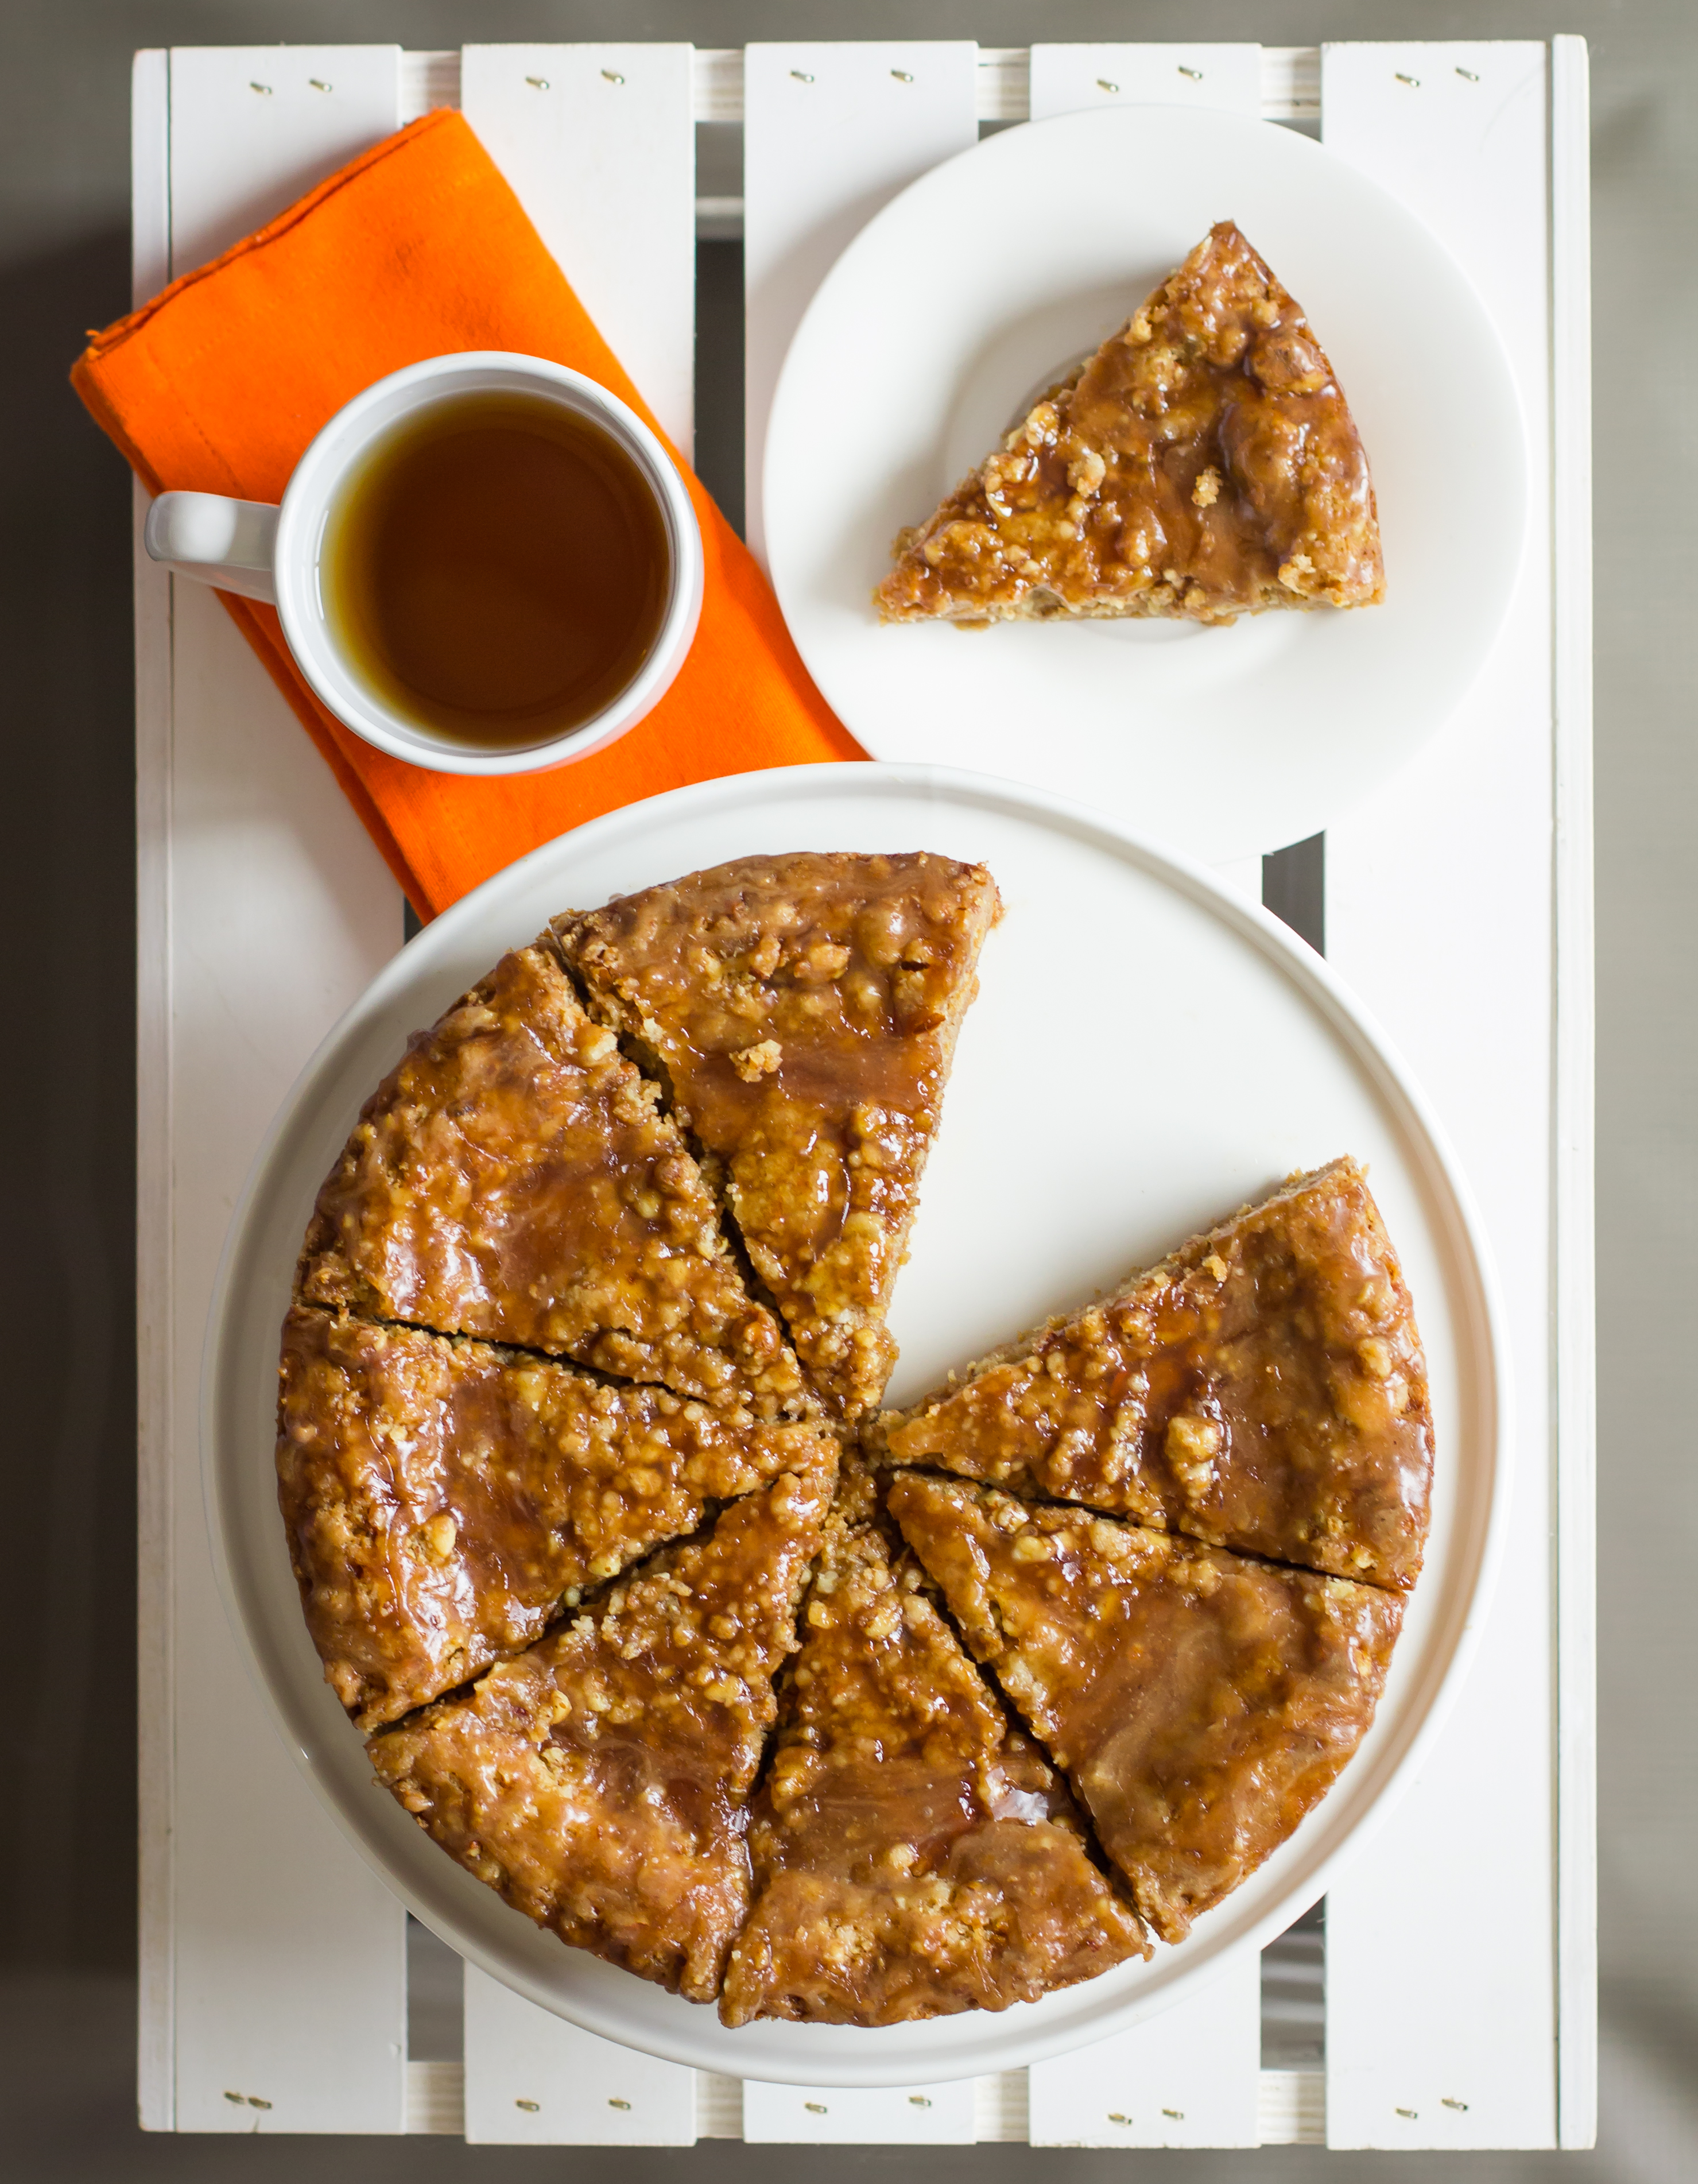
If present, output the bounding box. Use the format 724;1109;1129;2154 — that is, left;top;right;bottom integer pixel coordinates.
742;41;978;570
461;1966;696;2145
459;45;696;458
742;2077;978;2144
166;45;401;274
1320;40;1561;2152
132;44;175;2136
449;45;710;2143
1021;53;1266;2150
1028;1965;1261;2149
1029;41;1261;117
1549;30;1596;2153
156;47;412;2133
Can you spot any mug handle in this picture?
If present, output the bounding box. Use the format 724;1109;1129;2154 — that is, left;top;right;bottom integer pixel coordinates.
144;491;281;603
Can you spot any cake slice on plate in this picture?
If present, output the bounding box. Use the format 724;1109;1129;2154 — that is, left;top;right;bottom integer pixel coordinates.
277;1304;837;1729
295;938;802;1414
871;1158;1432;1591
557;853;1001;1419
367;1465;831;2001
888;1474;1403;1944
877;220;1382;628
719;1517;1146;2026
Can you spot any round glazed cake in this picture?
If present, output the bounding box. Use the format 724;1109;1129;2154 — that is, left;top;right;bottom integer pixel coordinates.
276;851;1430;2026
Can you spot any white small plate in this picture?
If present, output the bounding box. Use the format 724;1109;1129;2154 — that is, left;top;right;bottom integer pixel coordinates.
765;107;1528;862
204;762;1507;2086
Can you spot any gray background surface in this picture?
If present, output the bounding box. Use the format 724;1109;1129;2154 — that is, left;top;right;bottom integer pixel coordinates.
1;3;1690;2177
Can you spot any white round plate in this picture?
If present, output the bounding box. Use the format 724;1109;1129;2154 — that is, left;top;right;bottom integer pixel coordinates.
765;107;1528;863
205;762;1507;2088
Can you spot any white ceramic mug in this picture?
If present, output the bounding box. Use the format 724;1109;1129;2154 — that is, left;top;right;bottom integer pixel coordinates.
144;352;704;777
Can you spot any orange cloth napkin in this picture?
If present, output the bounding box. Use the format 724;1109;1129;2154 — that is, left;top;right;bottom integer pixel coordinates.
72;109;863;919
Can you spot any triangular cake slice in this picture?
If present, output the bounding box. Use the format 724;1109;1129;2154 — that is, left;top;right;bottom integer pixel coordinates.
877;220;1382;628
889;1475;1402;1943
368;1465;831;2001
871;1159;1432;1590
719;1517;1146;2026
277;1304;838;1729
557;853;1001;1419
296;938;802;1414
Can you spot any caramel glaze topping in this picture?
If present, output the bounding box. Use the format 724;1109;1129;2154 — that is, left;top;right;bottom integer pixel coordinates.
558;853;1001;1420
877;220;1383;627
720;1519;1146;2027
369;1466;831;2004
873;1158;1432;1591
889;1474;1403;1944
277;1305;838;1730
296;939;801;1413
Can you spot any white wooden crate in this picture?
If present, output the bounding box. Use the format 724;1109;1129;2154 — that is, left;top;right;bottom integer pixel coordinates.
131;38;1593;2151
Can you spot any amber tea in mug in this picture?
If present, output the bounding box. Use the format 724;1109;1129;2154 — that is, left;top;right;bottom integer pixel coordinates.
321;389;672;751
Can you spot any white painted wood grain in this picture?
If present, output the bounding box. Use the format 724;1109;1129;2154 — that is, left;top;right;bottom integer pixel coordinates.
1320;40;1562;2151
166;47;401;277
1029;42;1261;119
462;1964;696;2144
742;2075;978;2143
1028;1955;1262;2148
1550;30;1596;2154
132;45;175;2135
154;48;412;2132
460;45;696;458
742;41;978;570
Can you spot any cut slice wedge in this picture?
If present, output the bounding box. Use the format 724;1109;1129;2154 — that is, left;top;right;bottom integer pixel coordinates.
719;1519;1146;2026
871;1158;1432;1590
888;1474;1403;1944
295;938;801;1413
877;220;1383;628
557;853;1001;1419
277;1304;838;1729
367;1465;831;2002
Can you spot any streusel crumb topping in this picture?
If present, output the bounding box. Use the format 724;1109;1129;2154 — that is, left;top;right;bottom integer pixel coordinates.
557;854;1000;1420
878;220;1383;628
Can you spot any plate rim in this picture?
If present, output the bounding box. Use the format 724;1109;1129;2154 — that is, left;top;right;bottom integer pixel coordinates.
763;103;1530;862
200;760;1512;2086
